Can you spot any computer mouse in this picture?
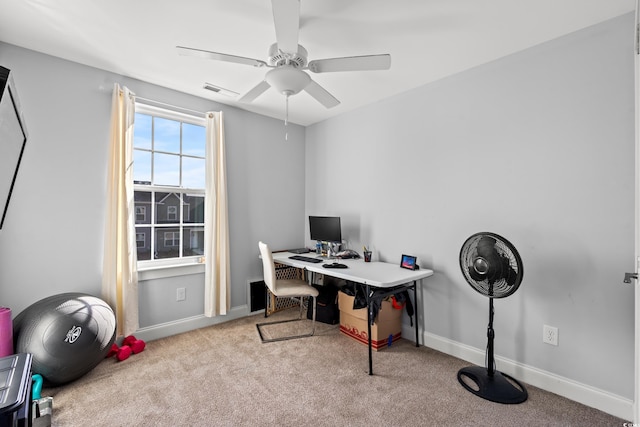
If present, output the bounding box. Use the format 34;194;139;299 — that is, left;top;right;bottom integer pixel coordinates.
323;262;348;269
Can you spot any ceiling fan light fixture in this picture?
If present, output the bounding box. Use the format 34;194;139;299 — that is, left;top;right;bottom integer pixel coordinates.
203;82;239;97
265;66;310;96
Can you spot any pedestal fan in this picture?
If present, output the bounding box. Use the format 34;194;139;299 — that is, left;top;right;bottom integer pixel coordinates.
457;232;527;404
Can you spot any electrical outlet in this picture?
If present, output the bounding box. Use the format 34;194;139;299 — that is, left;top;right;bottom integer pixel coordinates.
543;325;558;346
176;287;186;302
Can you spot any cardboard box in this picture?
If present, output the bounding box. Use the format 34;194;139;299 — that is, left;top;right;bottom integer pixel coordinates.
338;291;402;351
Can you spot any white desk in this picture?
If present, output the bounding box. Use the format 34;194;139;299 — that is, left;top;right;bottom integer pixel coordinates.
271;251;434;374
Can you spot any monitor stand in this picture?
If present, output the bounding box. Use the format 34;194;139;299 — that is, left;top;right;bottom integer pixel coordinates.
314;241;342;259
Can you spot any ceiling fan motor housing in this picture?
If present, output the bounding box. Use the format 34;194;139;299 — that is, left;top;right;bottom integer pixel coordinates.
268;43;308;68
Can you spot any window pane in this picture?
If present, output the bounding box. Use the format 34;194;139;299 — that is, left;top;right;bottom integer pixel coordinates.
183;194;204;224
154;153;180;186
134;191;152;224
136;227;151;260
155;192;180;224
183;227;204;256
154;117;180;153
183;123;205;157
182;157;205;189
133;104;208;266
133;150;152;184
155;227;180;259
133;113;152;150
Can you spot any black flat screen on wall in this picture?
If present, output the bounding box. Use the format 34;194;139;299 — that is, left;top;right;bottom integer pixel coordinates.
0;66;28;230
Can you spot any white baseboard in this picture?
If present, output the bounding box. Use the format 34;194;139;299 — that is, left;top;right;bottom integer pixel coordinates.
402;325;633;421
134;305;250;342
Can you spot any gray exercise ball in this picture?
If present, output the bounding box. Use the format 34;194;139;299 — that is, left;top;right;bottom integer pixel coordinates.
13;292;117;384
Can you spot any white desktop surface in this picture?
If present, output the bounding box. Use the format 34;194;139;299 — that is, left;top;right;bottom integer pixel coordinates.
272;252;434;288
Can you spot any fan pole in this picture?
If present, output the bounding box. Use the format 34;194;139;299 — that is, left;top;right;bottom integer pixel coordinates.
457;296;528;404
487;298;495;375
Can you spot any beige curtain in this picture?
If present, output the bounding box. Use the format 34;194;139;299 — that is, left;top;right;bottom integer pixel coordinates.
102;84;139;336
204;111;231;317
634;2;640;423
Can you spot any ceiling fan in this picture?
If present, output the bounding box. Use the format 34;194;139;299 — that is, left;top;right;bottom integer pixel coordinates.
176;0;391;109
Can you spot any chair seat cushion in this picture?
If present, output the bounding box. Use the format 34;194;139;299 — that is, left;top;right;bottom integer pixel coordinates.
274;279;320;298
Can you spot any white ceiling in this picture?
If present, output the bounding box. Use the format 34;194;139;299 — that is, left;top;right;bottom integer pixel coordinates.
0;0;634;126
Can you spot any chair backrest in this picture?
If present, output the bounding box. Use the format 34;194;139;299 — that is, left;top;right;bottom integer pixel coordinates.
258;241;277;293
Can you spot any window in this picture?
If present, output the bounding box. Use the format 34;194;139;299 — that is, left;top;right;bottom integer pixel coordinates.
136;233;146;248
167;206;178;221
135;206;146;222
133;103;206;267
164;231;180;247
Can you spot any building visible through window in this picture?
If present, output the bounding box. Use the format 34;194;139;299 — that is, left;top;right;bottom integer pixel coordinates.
132;104;206;265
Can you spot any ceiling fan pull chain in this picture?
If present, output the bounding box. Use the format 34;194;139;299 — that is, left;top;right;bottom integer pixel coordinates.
284;94;289;140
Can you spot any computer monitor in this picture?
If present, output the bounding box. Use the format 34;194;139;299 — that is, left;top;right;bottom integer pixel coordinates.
309;216;342;243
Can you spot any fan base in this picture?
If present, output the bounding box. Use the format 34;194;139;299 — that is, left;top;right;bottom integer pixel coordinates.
457;366;528;404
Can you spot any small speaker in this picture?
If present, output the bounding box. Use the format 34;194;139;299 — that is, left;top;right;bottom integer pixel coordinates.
249;280;266;313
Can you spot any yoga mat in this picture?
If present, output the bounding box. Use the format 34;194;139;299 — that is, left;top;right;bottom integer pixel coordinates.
0;307;13;357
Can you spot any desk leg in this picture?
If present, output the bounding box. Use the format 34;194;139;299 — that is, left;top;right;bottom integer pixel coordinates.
413;280;419;347
366;284;373;375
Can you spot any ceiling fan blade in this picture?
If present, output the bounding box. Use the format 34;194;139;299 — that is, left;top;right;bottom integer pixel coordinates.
304;79;340;109
271;0;300;54
238;80;271;103
308;54;391;73
176;46;267;68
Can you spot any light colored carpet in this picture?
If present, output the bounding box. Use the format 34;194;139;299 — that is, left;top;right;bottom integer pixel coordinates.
42;309;627;426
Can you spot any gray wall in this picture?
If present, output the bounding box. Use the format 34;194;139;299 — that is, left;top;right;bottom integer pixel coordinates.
0;42;306;328
305;13;635;400
0;11;635;413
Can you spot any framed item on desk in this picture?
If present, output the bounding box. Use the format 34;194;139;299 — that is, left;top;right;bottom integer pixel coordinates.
400;254;418;270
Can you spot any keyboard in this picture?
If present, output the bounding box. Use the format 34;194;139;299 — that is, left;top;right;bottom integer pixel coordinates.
289;255;323;263
288;248;310;254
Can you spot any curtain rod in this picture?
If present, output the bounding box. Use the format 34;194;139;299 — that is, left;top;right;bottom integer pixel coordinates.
134;95;208;117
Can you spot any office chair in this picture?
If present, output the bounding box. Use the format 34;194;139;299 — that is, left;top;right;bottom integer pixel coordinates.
256;241;319;342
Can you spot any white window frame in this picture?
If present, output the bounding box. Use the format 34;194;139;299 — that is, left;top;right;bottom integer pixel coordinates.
134;103;207;271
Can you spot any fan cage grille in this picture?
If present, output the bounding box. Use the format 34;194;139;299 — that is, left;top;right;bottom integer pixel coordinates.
459;233;523;299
